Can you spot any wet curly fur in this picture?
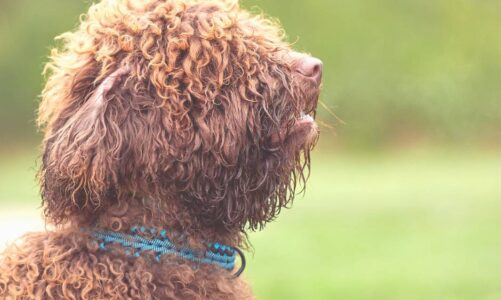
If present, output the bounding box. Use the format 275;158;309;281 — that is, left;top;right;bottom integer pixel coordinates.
0;0;321;299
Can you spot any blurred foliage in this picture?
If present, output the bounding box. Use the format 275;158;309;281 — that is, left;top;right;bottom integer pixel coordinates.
1;0;500;147
246;0;501;147
0;0;87;143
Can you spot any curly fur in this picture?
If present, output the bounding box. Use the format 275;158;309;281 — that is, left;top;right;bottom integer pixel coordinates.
0;0;321;299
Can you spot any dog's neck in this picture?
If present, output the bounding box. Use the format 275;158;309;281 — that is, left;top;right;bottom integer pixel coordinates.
87;196;244;250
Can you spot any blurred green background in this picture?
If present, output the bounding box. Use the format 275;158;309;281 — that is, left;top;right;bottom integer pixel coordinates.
0;0;500;299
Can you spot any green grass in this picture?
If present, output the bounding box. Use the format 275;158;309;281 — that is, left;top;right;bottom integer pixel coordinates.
1;149;500;299
246;150;501;300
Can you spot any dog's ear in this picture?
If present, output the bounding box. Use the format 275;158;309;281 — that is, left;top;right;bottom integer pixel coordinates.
39;65;136;225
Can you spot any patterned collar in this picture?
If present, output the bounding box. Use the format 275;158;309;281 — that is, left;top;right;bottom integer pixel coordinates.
91;225;245;278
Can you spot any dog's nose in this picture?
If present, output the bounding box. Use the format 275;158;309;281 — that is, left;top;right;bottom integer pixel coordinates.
297;57;323;84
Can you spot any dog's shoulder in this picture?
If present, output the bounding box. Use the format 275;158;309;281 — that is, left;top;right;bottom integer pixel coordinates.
0;230;88;299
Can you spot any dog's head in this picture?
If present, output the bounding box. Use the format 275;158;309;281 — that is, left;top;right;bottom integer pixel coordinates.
39;0;322;232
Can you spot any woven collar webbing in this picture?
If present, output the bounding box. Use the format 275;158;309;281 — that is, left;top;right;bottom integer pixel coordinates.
91;226;237;271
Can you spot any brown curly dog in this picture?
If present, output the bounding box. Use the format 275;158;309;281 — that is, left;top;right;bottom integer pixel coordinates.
0;0;322;299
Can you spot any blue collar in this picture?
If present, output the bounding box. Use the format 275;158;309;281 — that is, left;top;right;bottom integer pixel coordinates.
91;226;245;278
